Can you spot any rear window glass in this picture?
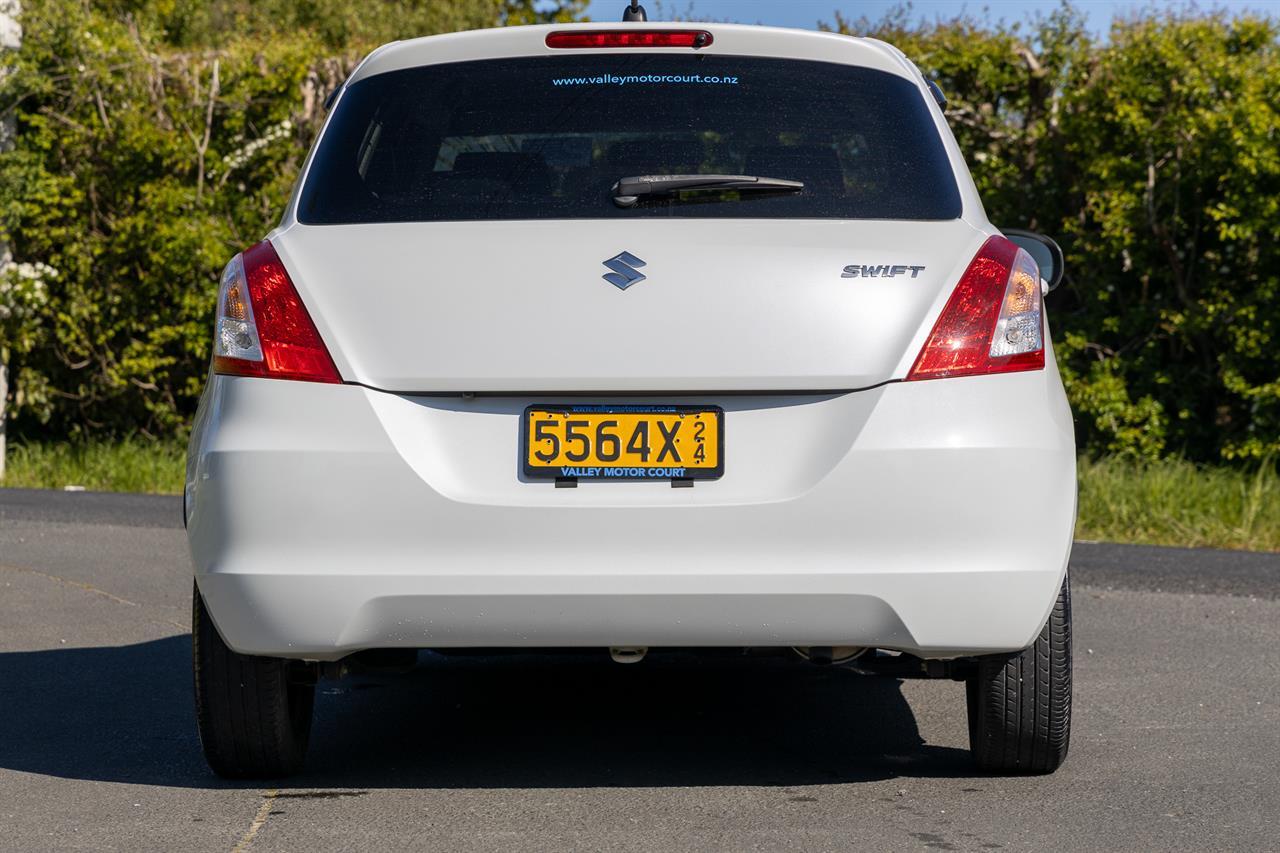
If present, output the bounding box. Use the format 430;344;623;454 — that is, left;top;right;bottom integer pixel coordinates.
297;55;962;223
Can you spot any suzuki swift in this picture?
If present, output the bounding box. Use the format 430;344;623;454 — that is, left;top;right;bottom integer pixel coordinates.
186;17;1076;778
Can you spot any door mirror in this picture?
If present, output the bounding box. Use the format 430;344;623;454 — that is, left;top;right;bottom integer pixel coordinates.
1001;229;1064;293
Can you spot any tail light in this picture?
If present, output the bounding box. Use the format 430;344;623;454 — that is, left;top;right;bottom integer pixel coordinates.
212;241;341;383
545;30;713;49
906;235;1045;381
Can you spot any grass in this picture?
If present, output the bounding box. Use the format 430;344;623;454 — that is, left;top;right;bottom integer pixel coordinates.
1;439;1276;552
1;437;186;495
1074;455;1279;553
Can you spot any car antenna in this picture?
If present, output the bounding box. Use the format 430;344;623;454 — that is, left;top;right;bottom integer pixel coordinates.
623;2;648;21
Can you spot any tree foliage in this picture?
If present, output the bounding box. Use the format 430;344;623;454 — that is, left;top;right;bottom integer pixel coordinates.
832;5;1280;460
1;1;1276;462
0;0;584;435
1063;14;1280;460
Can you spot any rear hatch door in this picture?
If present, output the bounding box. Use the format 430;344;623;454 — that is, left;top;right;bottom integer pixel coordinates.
276;219;983;391
282;48;976;392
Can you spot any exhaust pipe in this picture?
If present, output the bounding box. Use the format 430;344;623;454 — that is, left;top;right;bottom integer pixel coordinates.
609;646;648;664
793;646;867;665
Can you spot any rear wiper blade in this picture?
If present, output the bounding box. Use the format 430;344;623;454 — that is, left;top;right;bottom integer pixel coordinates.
611;174;803;208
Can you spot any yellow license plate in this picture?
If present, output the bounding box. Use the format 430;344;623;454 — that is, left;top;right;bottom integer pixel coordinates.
524;406;723;480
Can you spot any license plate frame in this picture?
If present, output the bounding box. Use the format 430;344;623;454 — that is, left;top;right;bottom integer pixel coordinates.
523;404;724;481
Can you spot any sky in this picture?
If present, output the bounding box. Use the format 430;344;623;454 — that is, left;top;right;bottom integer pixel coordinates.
583;0;1278;36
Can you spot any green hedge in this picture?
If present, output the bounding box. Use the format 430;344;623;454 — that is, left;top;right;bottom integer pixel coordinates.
0;0;582;438
1;2;1277;463
830;7;1280;461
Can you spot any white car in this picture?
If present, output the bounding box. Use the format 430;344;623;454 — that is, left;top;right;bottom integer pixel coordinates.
186;15;1076;778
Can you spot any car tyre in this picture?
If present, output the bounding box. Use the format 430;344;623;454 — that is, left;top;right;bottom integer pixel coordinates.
193;583;315;778
966;575;1072;774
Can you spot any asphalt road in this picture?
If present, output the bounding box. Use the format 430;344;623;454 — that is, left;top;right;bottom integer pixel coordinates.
1;488;1277;852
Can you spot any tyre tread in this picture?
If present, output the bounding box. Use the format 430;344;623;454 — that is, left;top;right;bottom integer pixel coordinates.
192;584;313;778
967;576;1072;774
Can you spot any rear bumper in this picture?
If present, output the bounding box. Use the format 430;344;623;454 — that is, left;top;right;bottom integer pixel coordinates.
186;370;1076;660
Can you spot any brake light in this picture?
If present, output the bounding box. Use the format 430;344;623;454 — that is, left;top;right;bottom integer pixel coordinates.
906;235;1045;381
545;30;713;49
212;241;341;384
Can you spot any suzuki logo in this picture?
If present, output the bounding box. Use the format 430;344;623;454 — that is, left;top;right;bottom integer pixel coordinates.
602;251;647;290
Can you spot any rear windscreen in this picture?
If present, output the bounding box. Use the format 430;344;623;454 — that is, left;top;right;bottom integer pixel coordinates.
297;55;963;223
